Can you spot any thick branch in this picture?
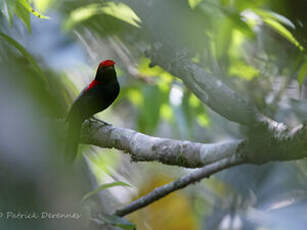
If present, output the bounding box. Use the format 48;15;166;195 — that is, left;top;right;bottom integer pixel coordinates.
114;155;243;217
81;120;242;168
81;120;307;167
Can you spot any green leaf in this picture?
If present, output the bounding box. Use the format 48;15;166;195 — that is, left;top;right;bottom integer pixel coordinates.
99;215;136;230
196;113;210;127
138;85;164;134
253;9;295;29
298;60;307;86
33;0;53;13
229;60;259;80
64;3;102;30
215;18;233;60
19;0;49;19
101;2;141;27
15;0;31;32
127;88;143;106
81;182;131;203
263;18;303;51
253;9;304;51
0;32;46;82
64;2;140;30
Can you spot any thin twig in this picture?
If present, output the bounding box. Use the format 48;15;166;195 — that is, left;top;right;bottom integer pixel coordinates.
113;155;243;217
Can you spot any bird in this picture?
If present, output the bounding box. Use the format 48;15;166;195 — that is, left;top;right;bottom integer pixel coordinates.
65;59;120;162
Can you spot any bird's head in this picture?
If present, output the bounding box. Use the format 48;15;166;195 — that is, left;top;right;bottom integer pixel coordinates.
95;59;116;82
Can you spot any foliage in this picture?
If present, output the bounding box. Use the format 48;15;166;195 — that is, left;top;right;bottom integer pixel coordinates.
0;0;49;31
1;0;307;229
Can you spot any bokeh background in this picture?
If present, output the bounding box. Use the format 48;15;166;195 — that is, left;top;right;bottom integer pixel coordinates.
0;0;307;229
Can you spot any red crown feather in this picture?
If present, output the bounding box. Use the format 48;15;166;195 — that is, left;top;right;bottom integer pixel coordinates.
99;59;115;68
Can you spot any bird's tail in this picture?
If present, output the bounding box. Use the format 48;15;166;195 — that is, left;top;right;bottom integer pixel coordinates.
65;116;82;163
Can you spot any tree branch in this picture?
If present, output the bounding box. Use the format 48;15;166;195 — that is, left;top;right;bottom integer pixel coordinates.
81;120;243;168
113;155;243;217
81;120;307;166
80;119;307;218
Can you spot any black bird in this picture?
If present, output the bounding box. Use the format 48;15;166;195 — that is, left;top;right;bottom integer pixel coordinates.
65;60;120;162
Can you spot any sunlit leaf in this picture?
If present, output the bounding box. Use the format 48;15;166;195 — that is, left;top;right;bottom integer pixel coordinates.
138;86;163;133
160;103;173;121
64;3;101;30
263;18;303;51
101;2;141;28
64;2;140;30
252;9;304;51
19;0;49;19
33;0;53;13
228;29;245;60
229;60;259;80
298;60;307;86
81;182;131;203
189;93;201;108
127;88;143;106
197;113;210;127
138;58;164;76
253;9;295;29
215;18;233;59
15;0;31;32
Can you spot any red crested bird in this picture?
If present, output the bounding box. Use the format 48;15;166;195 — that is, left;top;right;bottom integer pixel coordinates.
65;60;120;162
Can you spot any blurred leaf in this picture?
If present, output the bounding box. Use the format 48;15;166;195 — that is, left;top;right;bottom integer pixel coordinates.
15;0;31;32
215;18;233;60
197;113;210;127
185;91;210;131
158;72;173;93
0;0;16;25
160;103;173;121
253;9;295;29
64;3;101;30
64;2;140;30
100;215;136;230
189;93;201;108
221;7;254;36
138;58;164;76
1;0;49;29
0;32;46;84
228;29;245;60
253;9;304;51
138;86;164;133
127;88;143;106
229;60;259;80
263;18;303;51
82;181;131;203
101;2;141;28
33;0;53;13
19;0;49;19
298;60;307;86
